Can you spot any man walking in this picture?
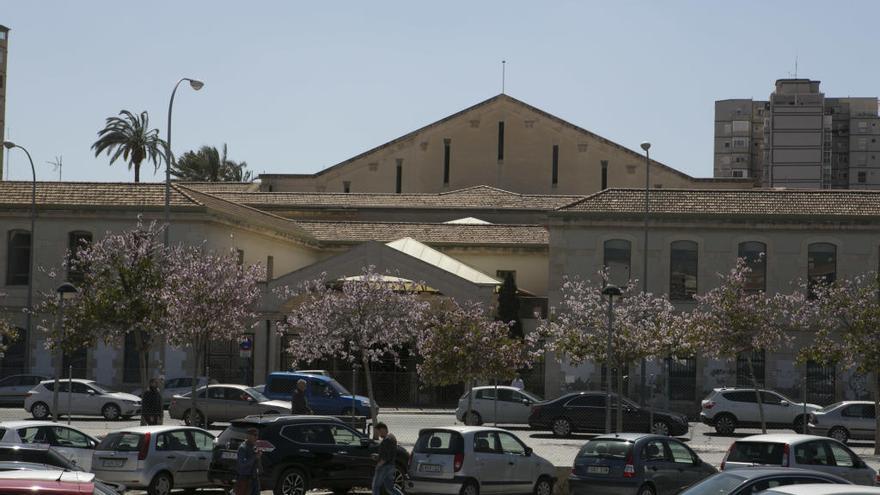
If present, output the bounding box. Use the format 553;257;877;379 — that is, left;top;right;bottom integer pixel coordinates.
291;379;312;415
235;427;261;495
141;378;163;426
372;422;403;495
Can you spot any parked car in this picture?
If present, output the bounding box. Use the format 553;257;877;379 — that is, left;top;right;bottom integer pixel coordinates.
407;426;556;495
91;425;217;495
168;384;290;426
0;375;49;407
0;470;119;495
758;484;880;495
721;434;877;486
295;369;330;376
23;379;141;421
808;402;876;444
568;433;716;495
679;468;851;495
701;388;821;435
456;386;543;425
263;371;374;416
0;421;100;470
0;443;82;471
528;392;689;437
209;415;407;495
131;376;210;407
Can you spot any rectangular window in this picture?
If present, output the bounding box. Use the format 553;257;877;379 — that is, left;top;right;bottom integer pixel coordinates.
601;160;608;189
343;181;351;193
6;230;31;286
603;239;631;286
123;332;141;384
67;231;93;284
551;145;559;186
738;241;766;292
497;122;505;161
669;240;698;300
395;159;403;194
858;171;867;183
266;256;274;281
236;249;244;266
443;138;451;186
668;357;696;401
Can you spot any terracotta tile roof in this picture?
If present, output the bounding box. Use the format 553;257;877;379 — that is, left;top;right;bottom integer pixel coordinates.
0;182;202;208
210;185;582;211
296;220;548;246
558;188;880;217
178;182;260;193
181;188;315;241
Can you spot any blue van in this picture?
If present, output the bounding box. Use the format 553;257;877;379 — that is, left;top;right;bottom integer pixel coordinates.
263;372;375;417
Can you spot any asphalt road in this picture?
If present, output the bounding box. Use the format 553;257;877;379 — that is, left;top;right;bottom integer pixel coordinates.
2;407;880;493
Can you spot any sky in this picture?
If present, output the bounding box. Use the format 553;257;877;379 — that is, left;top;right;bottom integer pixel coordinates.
3;1;880;183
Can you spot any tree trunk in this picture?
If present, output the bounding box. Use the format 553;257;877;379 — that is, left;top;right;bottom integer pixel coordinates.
52;351;62;423
134;162;140;183
616;364;624;433
748;355;767;434
361;355;379;439
191;344;201;428
874;372;880;455
466;380;475;425
135;331;149;426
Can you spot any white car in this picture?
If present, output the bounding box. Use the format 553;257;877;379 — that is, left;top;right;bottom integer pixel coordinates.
456;386;542;425
759;484;880;495
24;379;141;421
407;426;556;495
0;421;99;471
132;376;210;406
701;388;821;435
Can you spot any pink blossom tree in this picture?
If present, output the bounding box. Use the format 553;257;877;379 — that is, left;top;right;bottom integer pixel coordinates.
689;258;791;434
277;267;430;431
417;300;529;425
161;245;263;426
0;293;19;363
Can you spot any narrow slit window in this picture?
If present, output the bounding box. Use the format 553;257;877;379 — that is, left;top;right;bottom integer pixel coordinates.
551;145;559;186
601;160;609;189
395;159;403;194
443;138;451;186
497;122;505;161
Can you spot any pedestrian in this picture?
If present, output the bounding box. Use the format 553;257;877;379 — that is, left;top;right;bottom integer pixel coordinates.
371;422;403;495
141;378;163;426
291;379;312;415
234;427;261;495
511;374;525;390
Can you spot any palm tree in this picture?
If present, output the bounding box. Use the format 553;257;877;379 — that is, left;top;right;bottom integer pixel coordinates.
91;110;166;183
171;143;253;182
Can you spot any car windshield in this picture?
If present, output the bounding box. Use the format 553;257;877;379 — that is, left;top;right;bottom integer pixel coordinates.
577;439;632;459
327;379;350;396
820;402;844;413
522;391;543;402
246;387;268;402
727;442;785;465
679;472;746;495
91;383;115;394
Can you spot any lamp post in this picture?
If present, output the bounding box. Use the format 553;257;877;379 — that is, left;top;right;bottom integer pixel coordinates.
52;282;78;423
163;78;204;247
3;141;36;369
603;284;622;434
639;141;651;409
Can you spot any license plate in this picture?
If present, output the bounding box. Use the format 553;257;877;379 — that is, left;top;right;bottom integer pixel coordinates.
587;466;609;474
102;459;125;468
419;463;442;473
222;451;238;460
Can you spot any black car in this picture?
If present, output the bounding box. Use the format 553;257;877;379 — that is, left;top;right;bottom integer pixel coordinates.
209;415;408;495
528;392;689;437
0;443;82;471
678;468;851;495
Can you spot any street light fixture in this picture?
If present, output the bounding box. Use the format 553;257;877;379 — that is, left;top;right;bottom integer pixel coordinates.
639;141;651;409
163;77;204;247
3;141;37;370
52;282;78;423
602;284;622;434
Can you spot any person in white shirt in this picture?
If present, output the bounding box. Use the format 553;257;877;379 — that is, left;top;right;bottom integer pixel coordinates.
511;375;525;390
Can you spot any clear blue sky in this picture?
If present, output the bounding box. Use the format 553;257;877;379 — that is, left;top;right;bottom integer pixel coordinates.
4;1;880;183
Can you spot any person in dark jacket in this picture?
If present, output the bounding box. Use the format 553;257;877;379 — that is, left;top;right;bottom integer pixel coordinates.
235;428;261;495
141;379;163;425
291;379;312;415
371;423;403;495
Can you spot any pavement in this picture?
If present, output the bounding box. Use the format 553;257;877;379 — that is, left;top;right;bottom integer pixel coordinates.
2;406;880;493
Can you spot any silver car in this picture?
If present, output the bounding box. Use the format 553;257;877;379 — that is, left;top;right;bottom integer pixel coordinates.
132;376;210;407
809;402;876;444
722;434;877;486
0;420;100;470
168;384;290;426
407;426;556;495
0;375;48;406
455;386;542;425
91;425;217;495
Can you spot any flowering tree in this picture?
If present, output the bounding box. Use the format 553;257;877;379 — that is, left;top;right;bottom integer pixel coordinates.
162;245;263;426
0;293;18;362
689;258;791;434
277;267;430;430
417;300;529;424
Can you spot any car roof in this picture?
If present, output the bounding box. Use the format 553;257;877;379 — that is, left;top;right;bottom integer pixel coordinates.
269;371;333;382
38;379;94;385
231;415;344;426
106;425;208;435
0;421;78;429
418;426;518;435
715;467;850;480
470;385;520;391
737;433;829;443
760;484;880;495
0;470;94;483
0;443;52;452
590;433;666;442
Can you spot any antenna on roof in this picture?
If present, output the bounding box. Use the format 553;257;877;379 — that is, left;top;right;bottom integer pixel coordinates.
501;60;506;94
794;54;798;79
47;156;62;181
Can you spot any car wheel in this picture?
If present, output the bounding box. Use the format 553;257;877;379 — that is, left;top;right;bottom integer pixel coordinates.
651;420;671;436
637;483;656;495
465;411;482;426
552;417;572;437
275;467;308;495
534;476;553;495
147;472;173;495
183;409;204;427
714;414;736;436
829;426;850;444
393;464;406;492
460;480;479;495
792;415;807;433
31;402;50;420
102;403;121;421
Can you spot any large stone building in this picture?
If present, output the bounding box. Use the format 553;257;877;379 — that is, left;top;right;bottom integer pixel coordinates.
715;79;880;188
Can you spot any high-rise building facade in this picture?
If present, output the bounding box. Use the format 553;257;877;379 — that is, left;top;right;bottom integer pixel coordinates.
714;79;880;189
0;25;8;179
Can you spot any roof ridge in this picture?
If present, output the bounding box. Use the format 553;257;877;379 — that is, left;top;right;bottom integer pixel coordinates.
170;184;205;207
294;219;544;228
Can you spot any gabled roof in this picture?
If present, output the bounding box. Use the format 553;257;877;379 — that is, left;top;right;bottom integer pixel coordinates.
0;182;202;208
385;237;499;286
178;181;261;193
295;219;548;246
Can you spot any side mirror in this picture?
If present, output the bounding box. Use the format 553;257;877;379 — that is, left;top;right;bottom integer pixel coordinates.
360;437;372;448
524;447;533;457
780;400;790;407
87;389;95;395
522;399;531;406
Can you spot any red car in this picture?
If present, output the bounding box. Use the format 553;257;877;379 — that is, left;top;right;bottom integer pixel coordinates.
0;470;116;494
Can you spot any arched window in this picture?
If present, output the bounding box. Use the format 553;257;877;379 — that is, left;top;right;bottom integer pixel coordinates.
738;241;767;292
67;231;92;284
808;243;837;295
670;240;698;300
603;239;631;286
6;230;31;286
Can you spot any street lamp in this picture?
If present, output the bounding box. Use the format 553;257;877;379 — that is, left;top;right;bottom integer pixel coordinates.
639;141;651;409
52;282;78;423
163;78;204;247
3;141;36;368
602;284;622;434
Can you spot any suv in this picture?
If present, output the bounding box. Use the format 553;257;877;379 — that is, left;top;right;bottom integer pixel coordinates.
700;388;821;435
209;415;408;495
407;426;556;495
263;372;374;416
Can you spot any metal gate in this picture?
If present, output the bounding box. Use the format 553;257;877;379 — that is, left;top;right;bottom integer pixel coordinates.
806;361;836;406
736;351;765;387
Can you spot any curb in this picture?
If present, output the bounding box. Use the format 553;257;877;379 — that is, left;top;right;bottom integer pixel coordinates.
380;409;456;415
